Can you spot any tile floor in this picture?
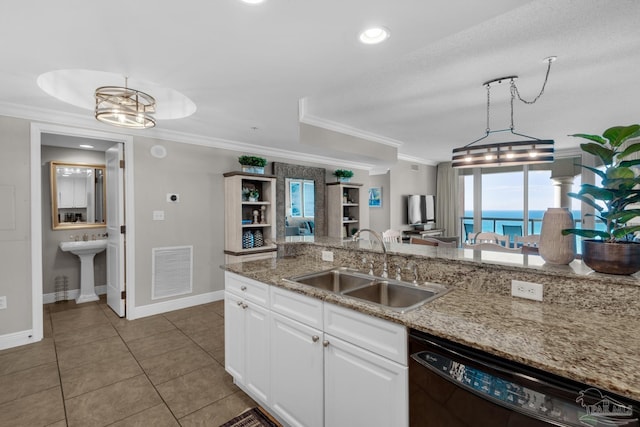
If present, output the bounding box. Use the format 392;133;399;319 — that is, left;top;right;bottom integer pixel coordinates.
0;297;259;427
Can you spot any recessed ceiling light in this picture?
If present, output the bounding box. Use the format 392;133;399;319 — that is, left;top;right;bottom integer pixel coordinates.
359;26;390;45
79;144;94;149
240;0;265;4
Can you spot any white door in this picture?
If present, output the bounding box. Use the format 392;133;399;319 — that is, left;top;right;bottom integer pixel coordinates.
324;335;408;427
270;312;324;427
106;143;125;316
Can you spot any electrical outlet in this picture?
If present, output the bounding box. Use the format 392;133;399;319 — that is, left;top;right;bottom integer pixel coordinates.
153;210;165;220
0;296;6;310
511;280;543;302
321;250;334;262
166;193;180;203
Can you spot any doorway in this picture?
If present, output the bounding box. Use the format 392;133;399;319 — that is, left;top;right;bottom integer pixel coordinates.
30;123;135;341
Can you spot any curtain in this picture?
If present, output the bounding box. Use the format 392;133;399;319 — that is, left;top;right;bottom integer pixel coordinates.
436;162;459;238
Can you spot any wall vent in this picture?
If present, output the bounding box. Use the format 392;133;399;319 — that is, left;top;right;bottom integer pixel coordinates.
411;164;420;172
152;246;193;300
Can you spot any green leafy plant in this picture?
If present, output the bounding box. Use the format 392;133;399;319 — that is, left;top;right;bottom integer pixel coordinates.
238;155;267;167
562;124;640;242
333;169;354;178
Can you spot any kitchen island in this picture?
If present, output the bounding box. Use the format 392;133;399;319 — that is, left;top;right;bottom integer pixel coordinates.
223;237;640;402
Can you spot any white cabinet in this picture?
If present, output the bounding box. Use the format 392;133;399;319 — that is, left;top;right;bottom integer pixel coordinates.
266;285;408;427
57;175;87;208
224;273;270;404
270;311;324;427
324;334;408;427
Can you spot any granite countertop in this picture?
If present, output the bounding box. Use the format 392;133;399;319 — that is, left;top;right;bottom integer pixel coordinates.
223;256;640;402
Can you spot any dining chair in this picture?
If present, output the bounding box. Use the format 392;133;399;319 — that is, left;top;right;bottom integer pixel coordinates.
470;232;509;247
382;229;402;243
464;242;522;253
463;223;474;241
502;225;523;247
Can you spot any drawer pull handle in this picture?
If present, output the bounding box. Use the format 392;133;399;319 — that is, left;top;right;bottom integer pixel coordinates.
237;301;243;306
240;286;247;291
323;340;330;347
312;335;320;342
242;303;248;309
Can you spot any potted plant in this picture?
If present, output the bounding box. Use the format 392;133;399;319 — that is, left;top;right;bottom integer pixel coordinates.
238;155;267;174
562;124;640;274
333;169;354;183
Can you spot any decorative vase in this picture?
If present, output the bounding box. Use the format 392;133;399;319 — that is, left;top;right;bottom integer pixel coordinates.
539;208;576;264
582;240;640;275
242;230;254;249
254;229;264;247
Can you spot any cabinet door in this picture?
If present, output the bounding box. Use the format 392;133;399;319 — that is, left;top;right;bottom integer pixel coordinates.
270;312;324;427
224;291;245;383
57;176;74;208
324;335;408;427
73;175;87;207
244;301;270;404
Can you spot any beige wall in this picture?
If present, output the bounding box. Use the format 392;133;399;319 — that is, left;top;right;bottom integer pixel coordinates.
0;117;31;335
389;160;437;231
40;145;107;296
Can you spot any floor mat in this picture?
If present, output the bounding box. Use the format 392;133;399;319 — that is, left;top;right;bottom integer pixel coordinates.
219;406;281;427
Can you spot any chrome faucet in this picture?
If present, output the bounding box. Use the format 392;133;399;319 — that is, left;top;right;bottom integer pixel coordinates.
352;229;388;278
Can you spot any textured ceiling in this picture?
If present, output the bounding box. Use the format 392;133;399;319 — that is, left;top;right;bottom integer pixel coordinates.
1;0;638;169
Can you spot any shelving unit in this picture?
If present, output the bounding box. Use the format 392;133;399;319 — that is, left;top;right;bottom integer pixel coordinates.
326;182;362;239
224;171;277;263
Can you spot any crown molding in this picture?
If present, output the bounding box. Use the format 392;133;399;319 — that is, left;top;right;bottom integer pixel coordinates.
0;101;379;171
299;98;404;148
397;152;439;166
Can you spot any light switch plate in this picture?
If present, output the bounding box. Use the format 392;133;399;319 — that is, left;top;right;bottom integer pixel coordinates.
0;296;6;310
153;210;165;221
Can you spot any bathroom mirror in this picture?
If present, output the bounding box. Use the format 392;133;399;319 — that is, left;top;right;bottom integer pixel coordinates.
273;162;326;239
50;161;106;230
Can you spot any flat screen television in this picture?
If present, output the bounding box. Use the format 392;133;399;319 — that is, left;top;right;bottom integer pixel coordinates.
407;195;435;225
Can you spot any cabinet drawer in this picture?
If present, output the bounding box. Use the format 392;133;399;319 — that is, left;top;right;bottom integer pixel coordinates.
270;287;323;329
324;303;407;365
225;271;269;307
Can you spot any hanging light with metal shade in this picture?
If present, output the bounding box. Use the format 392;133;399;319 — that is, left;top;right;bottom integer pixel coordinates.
452;57;556;168
95;77;156;129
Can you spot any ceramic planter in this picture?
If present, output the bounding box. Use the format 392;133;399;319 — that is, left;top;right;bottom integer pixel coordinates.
581;239;640;275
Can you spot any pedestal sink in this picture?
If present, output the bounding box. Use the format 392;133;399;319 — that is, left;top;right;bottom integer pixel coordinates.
59;240;107;303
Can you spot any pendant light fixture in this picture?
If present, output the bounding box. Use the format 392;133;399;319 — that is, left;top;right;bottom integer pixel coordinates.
452;57;556;168
95;77;156;129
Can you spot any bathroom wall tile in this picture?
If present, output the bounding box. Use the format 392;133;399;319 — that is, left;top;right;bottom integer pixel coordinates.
60;351;142;398
56;335;128;371
127;329;192;361
115;315;176;342
156;363;238;418
178;390;257;427
109;404;179;427
0;362;59;405
0;338;56;376
65;374;162;427
53;322;118;350
0;386;65;427
139;343;215;385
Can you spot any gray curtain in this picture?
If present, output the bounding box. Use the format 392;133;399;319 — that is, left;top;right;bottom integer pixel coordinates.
435;162;459;239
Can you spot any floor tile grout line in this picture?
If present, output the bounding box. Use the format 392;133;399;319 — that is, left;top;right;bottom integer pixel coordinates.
50;302;72;427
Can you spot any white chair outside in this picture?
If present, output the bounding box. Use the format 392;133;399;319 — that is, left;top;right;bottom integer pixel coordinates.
468;232;509;247
382;229;402;244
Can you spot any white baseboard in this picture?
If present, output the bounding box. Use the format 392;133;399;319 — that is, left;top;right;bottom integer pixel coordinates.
0;330;41;351
129;290;224;320
43;285;106;304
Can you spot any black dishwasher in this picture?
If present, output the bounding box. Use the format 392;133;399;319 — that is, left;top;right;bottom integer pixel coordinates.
409;329;639;427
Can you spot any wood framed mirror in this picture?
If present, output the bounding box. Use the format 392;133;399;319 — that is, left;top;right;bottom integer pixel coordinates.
50;161;106;230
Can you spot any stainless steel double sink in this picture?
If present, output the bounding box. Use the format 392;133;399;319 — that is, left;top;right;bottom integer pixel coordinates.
285;268;449;313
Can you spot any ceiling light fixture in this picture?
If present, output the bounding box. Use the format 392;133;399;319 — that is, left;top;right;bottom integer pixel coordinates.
240;0;265;4
452;57;557;168
359;26;390;44
95;77;156;129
